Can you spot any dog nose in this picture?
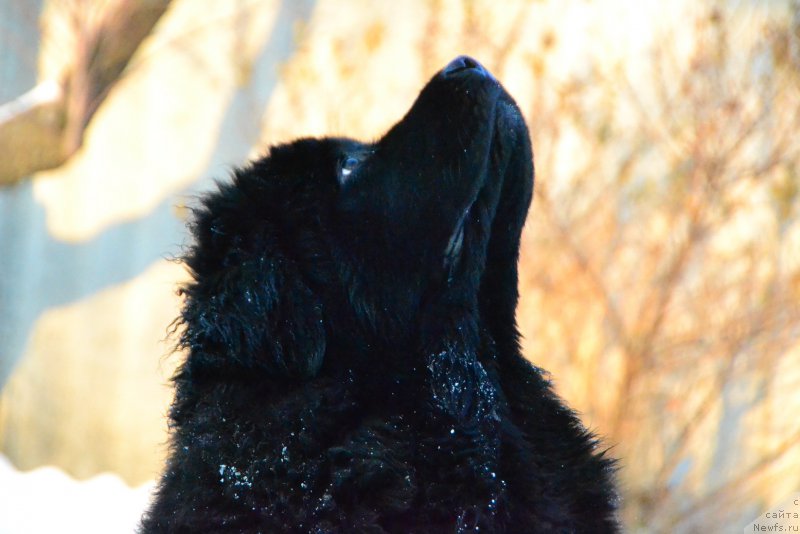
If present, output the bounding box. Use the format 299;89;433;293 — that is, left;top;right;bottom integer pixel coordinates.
442;55;489;77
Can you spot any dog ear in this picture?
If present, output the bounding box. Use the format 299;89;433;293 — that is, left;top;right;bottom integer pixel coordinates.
177;182;326;380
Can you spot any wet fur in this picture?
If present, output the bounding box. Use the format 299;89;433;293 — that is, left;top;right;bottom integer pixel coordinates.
142;58;618;533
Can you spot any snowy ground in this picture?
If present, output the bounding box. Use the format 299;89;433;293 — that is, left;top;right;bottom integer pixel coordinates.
0;455;154;533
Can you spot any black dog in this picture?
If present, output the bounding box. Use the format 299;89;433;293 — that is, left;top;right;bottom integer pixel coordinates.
142;56;617;533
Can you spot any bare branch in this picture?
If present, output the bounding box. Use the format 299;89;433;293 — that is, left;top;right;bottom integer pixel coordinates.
0;0;172;185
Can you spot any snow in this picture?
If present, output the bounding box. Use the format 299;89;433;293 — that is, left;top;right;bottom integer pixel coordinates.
0;455;154;534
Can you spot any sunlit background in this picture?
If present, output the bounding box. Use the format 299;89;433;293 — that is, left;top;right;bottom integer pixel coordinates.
1;0;799;532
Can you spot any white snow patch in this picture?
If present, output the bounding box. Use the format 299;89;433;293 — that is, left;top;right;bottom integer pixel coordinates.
0;454;155;534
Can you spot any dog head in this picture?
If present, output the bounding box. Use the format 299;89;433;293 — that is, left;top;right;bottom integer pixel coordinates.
179;56;533;379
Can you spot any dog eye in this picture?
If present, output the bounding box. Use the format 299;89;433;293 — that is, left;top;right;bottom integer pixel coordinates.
340;157;359;180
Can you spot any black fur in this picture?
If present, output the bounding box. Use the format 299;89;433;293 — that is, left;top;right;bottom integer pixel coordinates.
142;56;618;533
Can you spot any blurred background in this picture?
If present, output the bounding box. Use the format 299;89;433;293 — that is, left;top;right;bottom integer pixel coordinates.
0;0;798;532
